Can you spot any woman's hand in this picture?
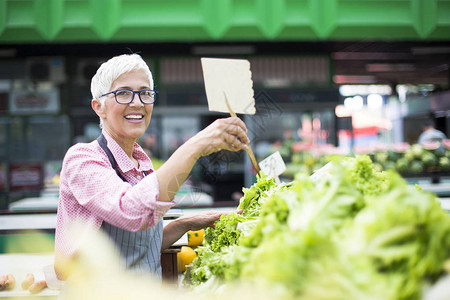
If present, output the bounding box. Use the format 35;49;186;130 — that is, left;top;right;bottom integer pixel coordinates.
183;209;243;231
185;210;224;231
162;211;222;250
188;117;250;158
162;209;243;250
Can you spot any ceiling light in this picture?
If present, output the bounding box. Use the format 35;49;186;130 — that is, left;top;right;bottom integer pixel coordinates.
367;94;384;110
344;96;364;111
335;104;352;117
339;85;392;96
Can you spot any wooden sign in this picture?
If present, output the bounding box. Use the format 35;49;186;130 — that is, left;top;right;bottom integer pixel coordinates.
201;57;255;115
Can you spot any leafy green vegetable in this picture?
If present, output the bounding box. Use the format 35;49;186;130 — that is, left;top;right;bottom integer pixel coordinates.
343;154;389;198
204;212;245;253
336;172;450;299
238;175;278;218
240;182;292;248
185;155;450;300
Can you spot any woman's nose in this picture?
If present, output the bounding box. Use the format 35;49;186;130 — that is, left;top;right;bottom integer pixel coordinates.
129;93;144;106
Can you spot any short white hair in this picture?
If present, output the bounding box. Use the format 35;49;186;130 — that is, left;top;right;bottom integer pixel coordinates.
91;54;154;128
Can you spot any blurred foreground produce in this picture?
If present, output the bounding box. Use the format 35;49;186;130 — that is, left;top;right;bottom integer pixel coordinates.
0;274;15;291
184;156;450;300
21;273;34;290
28;280;47;294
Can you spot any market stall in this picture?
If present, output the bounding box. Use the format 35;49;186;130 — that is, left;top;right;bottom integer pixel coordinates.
0;1;449;299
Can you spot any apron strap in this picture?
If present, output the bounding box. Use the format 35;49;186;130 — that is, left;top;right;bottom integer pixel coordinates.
97;133;127;182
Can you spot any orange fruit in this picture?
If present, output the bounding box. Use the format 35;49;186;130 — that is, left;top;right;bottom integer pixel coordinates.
177;246;197;272
187;229;205;247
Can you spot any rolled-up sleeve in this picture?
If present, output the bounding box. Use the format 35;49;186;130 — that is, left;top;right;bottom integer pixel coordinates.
121;172;175;230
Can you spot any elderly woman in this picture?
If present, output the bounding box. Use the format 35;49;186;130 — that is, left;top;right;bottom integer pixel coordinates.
55;54;249;279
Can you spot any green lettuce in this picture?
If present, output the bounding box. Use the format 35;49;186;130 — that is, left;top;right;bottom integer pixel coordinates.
204;212;245;253
185;155;450;300
238;174;278;218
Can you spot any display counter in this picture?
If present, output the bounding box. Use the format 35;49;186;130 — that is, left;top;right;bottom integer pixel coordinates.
0;205;237;290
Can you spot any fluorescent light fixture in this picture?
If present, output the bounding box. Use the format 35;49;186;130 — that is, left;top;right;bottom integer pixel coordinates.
262;78;291;88
367;94;383;110
335;104;352;117
344;96;363;111
339;85;392;96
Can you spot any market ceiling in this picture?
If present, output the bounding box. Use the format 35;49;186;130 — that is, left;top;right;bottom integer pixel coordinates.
1;41;449;88
0;0;449;87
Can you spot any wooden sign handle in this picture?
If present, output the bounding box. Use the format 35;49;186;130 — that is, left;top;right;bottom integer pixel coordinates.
224;92;261;176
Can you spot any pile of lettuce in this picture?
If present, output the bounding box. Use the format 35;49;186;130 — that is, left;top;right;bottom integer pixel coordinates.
185;155;450;300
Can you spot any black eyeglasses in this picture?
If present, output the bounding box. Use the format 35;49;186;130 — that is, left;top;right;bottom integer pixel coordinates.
101;89;158;104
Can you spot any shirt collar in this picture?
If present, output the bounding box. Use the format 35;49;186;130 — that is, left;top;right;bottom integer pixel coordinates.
102;130;154;173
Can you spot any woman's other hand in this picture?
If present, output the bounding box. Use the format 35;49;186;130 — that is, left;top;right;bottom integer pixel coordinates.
186;209;243;231
162;210;223;249
185;210;224;231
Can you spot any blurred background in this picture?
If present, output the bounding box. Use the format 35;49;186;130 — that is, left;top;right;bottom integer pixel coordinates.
0;0;449;210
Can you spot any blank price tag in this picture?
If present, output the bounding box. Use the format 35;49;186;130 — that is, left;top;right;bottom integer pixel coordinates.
201;57;256;115
259;151;286;179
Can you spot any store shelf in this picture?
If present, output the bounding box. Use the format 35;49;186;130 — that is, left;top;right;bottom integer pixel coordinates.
439;198;450;212
405;172;450;196
8;197;59;213
418;182;450;196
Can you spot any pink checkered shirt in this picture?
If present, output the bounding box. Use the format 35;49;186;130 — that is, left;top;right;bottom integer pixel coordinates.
55;130;175;265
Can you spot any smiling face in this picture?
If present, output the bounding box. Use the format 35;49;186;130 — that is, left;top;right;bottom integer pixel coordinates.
92;69;154;147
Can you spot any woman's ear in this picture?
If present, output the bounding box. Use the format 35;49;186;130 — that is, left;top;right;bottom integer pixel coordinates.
91;99;106;119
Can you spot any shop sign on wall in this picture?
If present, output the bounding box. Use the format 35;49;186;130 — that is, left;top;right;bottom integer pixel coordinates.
9;89;59;115
9;163;43;191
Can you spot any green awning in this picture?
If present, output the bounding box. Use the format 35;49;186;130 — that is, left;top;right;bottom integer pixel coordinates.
0;0;449;43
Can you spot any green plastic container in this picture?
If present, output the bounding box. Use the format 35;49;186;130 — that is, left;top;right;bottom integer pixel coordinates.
0;0;449;42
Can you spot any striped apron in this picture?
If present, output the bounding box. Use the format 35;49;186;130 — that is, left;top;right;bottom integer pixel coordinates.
97;134;163;279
